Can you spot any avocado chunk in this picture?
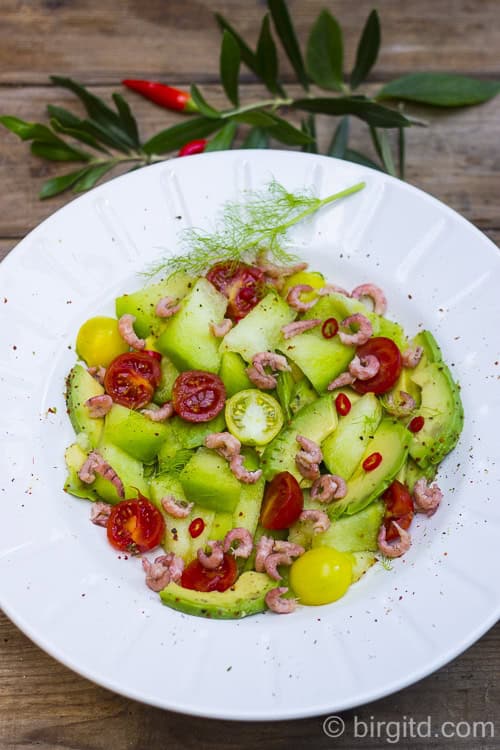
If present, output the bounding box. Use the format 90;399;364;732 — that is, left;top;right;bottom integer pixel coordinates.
115;272;192;339
160;571;275;619
334;419;410;516
156;278;227;373
313;501;385;552
103;403;170;463
220;292;296;362
351;551;377;582
64;443;100;502
66;364;105;448
261;394;337;484
322;392;382;480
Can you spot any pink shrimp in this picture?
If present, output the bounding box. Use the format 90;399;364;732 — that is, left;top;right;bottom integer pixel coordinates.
385;390;416;417
78;451;124;498
90;501;112;527
153;553;184;583
299;509;331;533
141;402;174;422
257;254;308;280
327;371;355;391
351;283;387;315
377;521;411;558
318;283;350;298
142;557;171;592
255;535;275;573
155;296;180;318
349;354;380;380
272;541;304;558
87;366;106;385
338;314;373;346
85;394;113;418
264;552;293;581
223;528;253;559
246;351;291;390
310;474;347;503
281;319;321;339
117;314;145;350
286;284;317;312
265;587;297;614
229;454;263;484
160;495;194;519
210;318;233;337
413;478;443;517
402;346;424;369
197;540;224;570
205;431;241;461
295;435;322;481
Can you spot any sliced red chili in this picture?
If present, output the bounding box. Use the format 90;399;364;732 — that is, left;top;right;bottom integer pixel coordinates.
189;517;205;539
335;392;352;416
321;317;339;339
362;452;383;472
408;415;425;433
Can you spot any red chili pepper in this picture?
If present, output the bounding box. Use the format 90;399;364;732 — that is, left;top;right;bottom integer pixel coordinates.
178;139;207;157
408;415;425;433
189;517;205;538
335;392;352;416
321;317;339;339
363;452;383;472
122;79;198;113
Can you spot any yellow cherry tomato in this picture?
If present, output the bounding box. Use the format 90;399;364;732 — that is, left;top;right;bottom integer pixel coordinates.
76;316;129;368
289;547;353;606
282;270;325;303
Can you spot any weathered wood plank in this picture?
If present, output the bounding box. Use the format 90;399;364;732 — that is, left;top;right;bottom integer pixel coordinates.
0;83;499;240
0;0;499;85
0;609;497;748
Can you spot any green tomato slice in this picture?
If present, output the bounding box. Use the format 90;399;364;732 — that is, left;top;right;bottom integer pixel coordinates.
225;389;284;446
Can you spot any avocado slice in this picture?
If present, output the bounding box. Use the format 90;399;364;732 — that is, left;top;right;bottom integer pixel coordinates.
66;364;105;448
313;501;385;552
160;571;275;619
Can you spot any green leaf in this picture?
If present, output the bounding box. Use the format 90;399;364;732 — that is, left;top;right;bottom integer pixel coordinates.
350;10;381;89
301;114;317;154
342;149;383;171
268;0;309;90
291;96;412;128
112;93;141;148
190;85;221;119
369;127;396;176
205;121;237;151
39;167;90;199
72;161;117;192
0;116;69;145
398;127;405;180
240;127;269;149
276;371;294;421
377;72;500;106
215;14;259;77
47;105;128;153
265;114;314;146
220;29;241;107
256;14;283;97
143;117;224;155
30;140;91;162
50;76;136;150
232;110;276;128
328;116;350;157
49;115;110;153
306;9;343;92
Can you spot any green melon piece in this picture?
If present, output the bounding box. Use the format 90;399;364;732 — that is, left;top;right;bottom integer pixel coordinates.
115;272;192;338
103;403;170;462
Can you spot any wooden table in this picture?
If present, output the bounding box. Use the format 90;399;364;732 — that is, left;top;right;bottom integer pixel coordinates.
0;2;498;747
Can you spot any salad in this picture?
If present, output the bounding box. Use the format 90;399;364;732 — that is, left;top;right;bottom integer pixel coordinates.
64;182;463;619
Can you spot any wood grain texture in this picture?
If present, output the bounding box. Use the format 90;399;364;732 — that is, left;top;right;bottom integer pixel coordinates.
0;0;499;84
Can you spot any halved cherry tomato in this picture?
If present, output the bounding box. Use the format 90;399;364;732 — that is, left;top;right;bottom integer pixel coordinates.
382;480;414;541
107;496;165;554
206;261;265;321
104;351;162;409
172;370;226;423
352;337;402;395
181;553;237;592
260;471;304;530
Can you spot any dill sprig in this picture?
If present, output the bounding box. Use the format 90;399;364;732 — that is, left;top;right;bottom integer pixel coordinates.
146;179;365;278
378;554;393;571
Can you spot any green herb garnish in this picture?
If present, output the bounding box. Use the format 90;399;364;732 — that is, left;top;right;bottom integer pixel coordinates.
146;179;365;278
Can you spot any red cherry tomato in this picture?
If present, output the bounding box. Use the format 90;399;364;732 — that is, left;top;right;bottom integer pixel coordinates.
107;496;165;554
172;370;226;423
181;553;238;592
382;480;414;541
352;337;402;395
260;471;304;530
104;352;162;409
335;392;352;416
188;517;205;539
206;261;265;321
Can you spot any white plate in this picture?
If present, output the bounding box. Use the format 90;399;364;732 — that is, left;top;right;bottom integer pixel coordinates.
0;151;498;720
